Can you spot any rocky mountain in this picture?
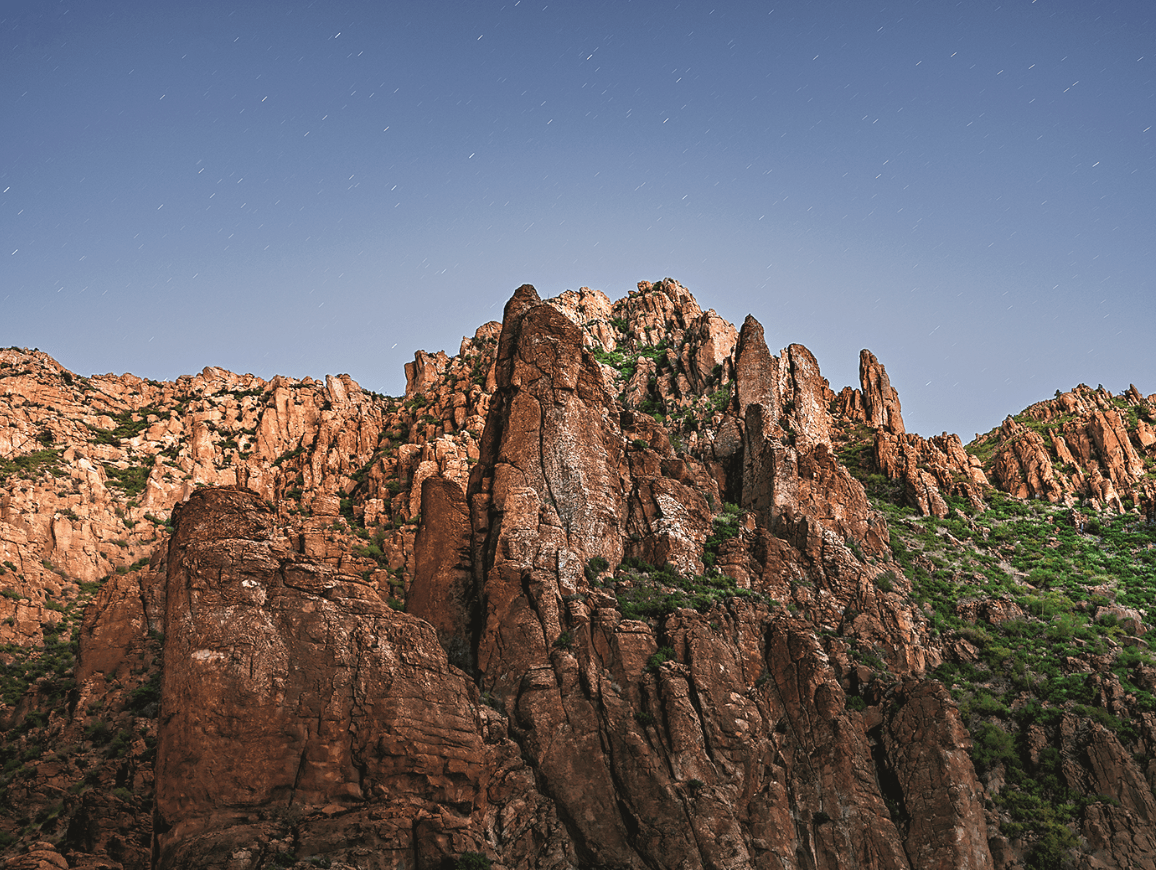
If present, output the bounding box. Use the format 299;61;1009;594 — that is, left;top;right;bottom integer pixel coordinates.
1;279;1155;870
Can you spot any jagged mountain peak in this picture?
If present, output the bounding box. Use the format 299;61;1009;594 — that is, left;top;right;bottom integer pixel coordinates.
969;382;1156;515
1;281;1155;869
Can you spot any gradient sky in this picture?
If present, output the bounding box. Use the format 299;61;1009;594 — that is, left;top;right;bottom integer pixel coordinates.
3;1;1153;439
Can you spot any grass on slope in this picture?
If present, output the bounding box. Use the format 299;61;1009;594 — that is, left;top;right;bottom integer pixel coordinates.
880;493;1156;867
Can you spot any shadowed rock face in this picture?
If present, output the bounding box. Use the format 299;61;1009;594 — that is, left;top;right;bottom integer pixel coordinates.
410;474;473;644
156;487;504;870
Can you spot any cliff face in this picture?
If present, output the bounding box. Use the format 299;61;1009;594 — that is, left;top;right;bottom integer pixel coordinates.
1;279;1155;870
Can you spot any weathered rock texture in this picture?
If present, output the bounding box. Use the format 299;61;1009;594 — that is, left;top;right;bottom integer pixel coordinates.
0;279;1154;870
155;485;572;870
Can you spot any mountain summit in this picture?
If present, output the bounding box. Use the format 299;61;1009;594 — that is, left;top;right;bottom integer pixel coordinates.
1;279;1155;869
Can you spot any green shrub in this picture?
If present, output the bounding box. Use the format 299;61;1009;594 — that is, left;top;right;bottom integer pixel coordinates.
0;449;63;481
454;852;491;870
352;543;385;564
88;409;157;445
584;556;609;583
1025;823;1078;870
272;445;305;467
614;560;760;621
703;503;743;568
128;671;162;715
102;463;150;496
647;646;675;671
971;721;1016;774
84;719;112;745
964;691;1010;719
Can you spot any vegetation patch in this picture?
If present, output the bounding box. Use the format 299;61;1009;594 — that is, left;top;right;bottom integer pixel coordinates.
612;557;762;620
102;463;150;497
272;445;305;467
879;492;1156;861
0;450;63;482
702;502;742;569
87;408;159;446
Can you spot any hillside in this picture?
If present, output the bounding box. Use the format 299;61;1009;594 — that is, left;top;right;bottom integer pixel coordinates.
1;279;1155;870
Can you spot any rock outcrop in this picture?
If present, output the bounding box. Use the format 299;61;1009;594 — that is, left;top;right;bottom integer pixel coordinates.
146;307;994;868
154;485;568;870
858;350;905;435
837;350;988;517
971;384;1156;512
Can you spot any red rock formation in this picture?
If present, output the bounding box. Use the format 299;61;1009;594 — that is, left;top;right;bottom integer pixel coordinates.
5;280;1153;870
879;681;992;870
973;383;1155;511
989;416;1066;503
140;377;991;870
733;319;885;556
681;309;738;394
155;485;567;870
836;348;987;516
859;350;905;435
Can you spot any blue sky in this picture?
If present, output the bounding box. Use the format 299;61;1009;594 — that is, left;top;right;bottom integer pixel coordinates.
3;1;1153;438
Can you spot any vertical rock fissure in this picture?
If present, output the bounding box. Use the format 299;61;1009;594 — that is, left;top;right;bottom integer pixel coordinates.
597;730;666;869
535;396;565;536
637;675;676;769
519;571;547;649
287;746;309;808
760;623;844;857
507;725;605;869
136;574;155;635
786;786;818;870
347;632;370;796
869;724;910;838
682;663;720;766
